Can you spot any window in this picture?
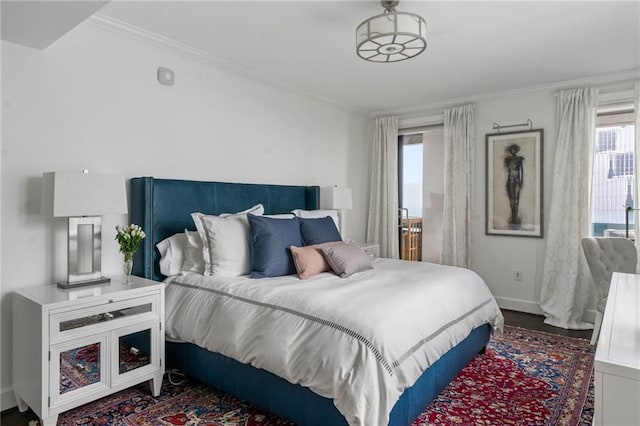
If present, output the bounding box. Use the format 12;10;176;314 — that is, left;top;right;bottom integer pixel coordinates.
612;152;634;177
398;133;423;218
398;132;424;261
591;109;636;236
595;129;617;152
397;127;444;262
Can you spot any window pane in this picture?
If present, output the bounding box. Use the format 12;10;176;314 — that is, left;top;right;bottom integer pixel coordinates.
402;141;423;217
591;121;635;236
398;132;425;262
595;129;617;152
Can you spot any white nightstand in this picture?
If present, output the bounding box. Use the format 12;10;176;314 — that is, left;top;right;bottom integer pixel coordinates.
12;275;165;426
358;242;380;259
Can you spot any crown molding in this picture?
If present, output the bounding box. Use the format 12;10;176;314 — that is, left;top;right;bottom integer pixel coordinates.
82;14;638;121
373;68;640;119
84;14;363;114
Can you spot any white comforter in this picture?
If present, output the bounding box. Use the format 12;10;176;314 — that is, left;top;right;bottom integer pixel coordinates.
164;258;504;426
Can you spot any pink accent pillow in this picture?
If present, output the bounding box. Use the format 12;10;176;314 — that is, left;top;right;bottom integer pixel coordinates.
290;242;341;279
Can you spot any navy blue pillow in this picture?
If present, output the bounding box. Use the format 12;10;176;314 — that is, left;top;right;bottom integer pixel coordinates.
298;216;342;245
248;215;302;278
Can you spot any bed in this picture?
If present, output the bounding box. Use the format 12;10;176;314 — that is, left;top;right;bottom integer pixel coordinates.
130;177;503;426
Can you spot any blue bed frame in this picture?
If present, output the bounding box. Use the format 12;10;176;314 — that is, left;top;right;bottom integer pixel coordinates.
130;176;490;426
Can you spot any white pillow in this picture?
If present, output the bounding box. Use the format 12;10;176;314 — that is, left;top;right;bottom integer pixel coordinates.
191;204;265;276
156;233;187;277
264;213;295;219
181;229;205;275
291;209;339;229
219;203;264;217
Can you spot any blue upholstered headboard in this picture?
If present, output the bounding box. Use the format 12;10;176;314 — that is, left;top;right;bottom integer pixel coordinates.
130;177;320;282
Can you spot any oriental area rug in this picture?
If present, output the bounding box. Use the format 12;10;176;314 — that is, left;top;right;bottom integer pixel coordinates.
53;325;594;426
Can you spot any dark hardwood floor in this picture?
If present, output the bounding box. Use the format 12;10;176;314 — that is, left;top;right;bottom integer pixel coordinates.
0;309;593;425
501;309;592;339
1;406;37;425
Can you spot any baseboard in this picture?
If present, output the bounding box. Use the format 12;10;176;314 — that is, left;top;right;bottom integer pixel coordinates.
1;386;16;411
495;296;544;315
495;297;597;324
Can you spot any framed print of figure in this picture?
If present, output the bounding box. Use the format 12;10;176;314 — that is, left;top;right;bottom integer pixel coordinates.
486;129;543;237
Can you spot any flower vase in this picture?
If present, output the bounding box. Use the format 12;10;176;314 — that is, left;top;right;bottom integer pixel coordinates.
123;253;134;283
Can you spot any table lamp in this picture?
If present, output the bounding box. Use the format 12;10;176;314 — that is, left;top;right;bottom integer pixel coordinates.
42;170;127;288
321;186;353;233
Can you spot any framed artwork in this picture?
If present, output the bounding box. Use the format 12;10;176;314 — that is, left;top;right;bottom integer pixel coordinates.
486;129;543;237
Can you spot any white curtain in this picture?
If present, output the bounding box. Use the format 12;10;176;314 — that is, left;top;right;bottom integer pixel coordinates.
540;87;596;330
367;116;399;259
442;104;475;268
422;128;445;264
634;83;640;245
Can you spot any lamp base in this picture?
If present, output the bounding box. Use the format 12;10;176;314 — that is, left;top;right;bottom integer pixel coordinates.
57;276;111;289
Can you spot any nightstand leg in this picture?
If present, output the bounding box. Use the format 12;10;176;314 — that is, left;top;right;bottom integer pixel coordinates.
41;415;58;426
151;373;163;396
15;393;28;412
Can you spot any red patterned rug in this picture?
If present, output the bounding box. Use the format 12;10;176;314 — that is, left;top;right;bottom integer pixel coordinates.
55;325;594;426
414;326;594;426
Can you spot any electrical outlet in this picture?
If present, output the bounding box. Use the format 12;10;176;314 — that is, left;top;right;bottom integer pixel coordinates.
514;271;523;281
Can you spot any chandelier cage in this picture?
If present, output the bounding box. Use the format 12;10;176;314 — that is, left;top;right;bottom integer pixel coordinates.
356;2;427;63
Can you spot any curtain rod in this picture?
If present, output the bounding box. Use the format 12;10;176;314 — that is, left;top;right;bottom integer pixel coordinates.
491;119;533;133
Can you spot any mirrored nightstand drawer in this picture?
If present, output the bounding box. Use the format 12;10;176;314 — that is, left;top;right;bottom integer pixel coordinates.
50;334;109;409
111;320;161;387
50;295;159;343
59;304;153;332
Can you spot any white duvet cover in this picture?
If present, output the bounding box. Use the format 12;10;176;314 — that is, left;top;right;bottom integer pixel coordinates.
164;258;504;426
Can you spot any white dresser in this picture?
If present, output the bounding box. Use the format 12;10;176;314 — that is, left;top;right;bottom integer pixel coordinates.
13;276;165;426
594;272;640;425
357;242;380;259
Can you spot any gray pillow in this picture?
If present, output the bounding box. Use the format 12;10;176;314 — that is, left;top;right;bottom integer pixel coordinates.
321;242;373;278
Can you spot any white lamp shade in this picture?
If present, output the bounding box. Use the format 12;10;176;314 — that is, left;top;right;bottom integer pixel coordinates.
321;187;353;210
42;171;128;217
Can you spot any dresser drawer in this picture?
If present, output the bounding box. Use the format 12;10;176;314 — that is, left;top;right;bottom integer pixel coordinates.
50;294;160;344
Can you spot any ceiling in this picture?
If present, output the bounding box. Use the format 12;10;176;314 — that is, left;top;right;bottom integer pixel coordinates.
6;1;640;113
1;1;108;49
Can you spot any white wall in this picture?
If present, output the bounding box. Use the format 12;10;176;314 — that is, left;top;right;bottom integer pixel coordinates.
0;23;371;408
470;89;572;315
403;76;639;320
397;89;565;316
402;87;600;320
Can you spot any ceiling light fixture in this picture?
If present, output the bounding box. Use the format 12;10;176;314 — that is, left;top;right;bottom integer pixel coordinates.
356;0;427;63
